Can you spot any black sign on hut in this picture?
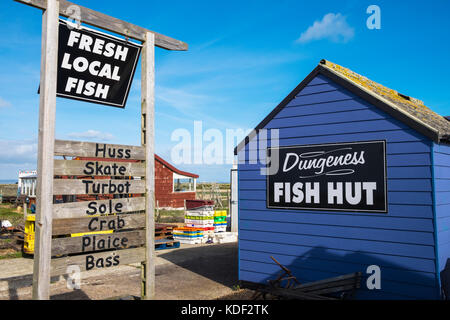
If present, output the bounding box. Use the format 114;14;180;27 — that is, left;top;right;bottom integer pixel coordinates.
267;140;387;212
56;20;141;107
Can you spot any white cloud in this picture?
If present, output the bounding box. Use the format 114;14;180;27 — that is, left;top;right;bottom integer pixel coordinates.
156;86;245;129
67;130;114;141
0;97;12;108
296;13;354;44
156;86;212;112
0;139;37;164
157;46;303;79
150;43;307;130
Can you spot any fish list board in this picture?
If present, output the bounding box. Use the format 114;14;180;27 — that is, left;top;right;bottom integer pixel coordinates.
51;139;146;275
56;19;141;108
18;0;187;300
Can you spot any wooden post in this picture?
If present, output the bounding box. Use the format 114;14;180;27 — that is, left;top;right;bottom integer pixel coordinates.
141;31;155;300
230;169;238;233
156;200;160;222
23;202;27;221
32;0;59;300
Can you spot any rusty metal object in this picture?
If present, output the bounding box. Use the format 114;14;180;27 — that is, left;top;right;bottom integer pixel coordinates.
251;256;362;300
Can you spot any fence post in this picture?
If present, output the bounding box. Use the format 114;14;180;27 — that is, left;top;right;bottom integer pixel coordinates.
32;0;59;300
141;31;155;300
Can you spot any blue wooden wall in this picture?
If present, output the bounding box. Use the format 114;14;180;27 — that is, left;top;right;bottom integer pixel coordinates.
434;143;450;278
238;74;441;299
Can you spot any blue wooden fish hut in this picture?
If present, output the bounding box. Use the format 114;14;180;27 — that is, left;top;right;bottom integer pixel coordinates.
234;59;450;299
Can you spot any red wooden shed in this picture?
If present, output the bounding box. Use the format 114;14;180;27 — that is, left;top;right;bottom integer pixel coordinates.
154;154;198;208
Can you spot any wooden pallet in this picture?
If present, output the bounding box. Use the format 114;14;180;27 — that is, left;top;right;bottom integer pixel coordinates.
155;223;177;240
155;223;177;230
155;239;180;251
155;231;173;240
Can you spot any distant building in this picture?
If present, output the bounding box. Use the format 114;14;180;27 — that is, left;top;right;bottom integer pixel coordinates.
155;154;198;208
18;170;37;198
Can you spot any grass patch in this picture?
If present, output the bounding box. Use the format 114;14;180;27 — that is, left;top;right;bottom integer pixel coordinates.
0;251;23;260
0;204;24;226
0;204;24;260
232;284;241;291
156;209;185;223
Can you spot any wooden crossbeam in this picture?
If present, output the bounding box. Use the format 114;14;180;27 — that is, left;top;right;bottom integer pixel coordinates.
14;0;188;50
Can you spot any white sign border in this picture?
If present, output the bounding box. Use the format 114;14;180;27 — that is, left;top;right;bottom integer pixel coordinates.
265;140;388;213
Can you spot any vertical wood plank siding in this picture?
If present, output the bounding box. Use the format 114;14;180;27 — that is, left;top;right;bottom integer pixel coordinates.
238;74;440;299
433;143;450;277
154;159;196;207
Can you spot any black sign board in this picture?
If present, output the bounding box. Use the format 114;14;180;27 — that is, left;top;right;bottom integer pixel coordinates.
56;20;141;108
267;140;387;213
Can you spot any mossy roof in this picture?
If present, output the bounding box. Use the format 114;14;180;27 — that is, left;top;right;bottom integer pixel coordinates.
235;59;450;154
320;59;450;143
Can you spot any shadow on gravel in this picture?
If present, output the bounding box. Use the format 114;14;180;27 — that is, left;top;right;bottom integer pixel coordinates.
158;243;238;288
4;274;61;300
51;289;91;300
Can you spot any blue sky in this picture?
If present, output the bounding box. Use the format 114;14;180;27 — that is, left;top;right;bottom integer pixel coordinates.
0;0;449;182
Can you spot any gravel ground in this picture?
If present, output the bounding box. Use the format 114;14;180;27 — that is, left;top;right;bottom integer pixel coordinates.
0;242;242;300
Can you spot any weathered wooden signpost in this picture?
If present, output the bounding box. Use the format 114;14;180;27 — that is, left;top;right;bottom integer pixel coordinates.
15;0;187;300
